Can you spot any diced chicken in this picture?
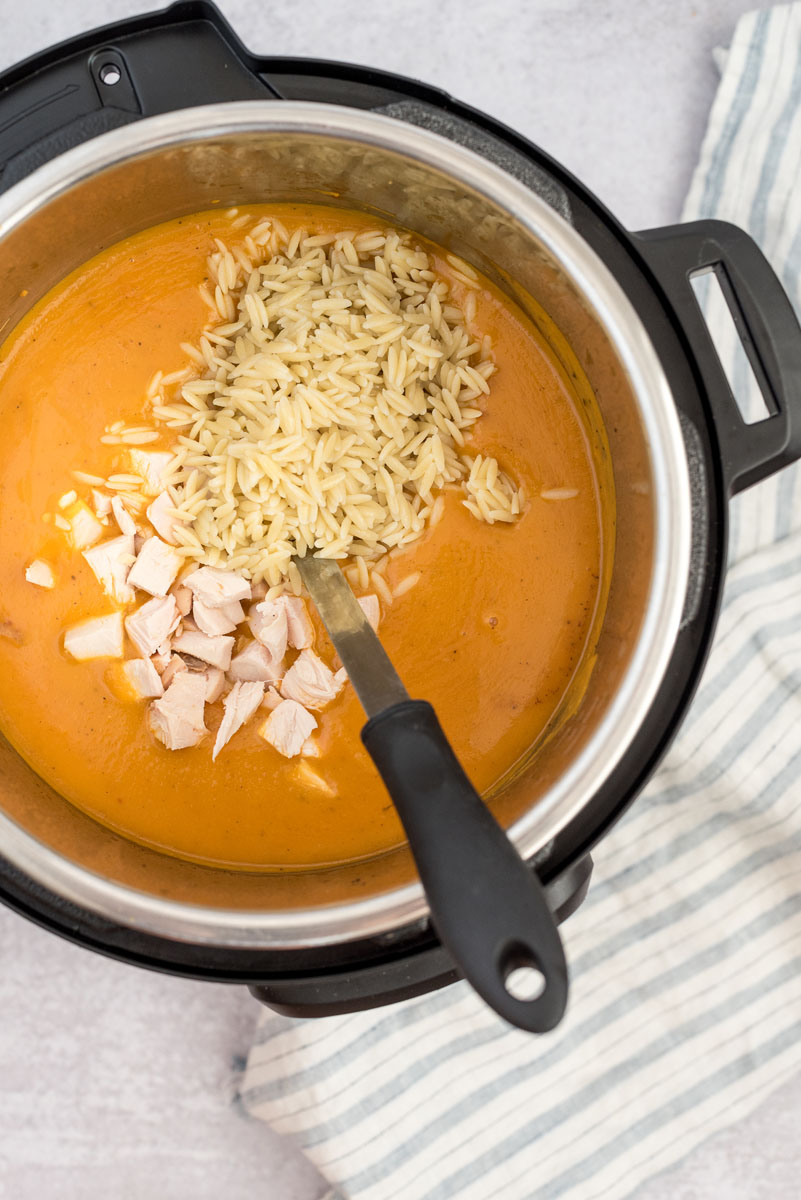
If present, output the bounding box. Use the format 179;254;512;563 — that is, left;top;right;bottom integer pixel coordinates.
64;613;124;661
91;489;112;519
66;501;104;550
228;640;283;683
250;581;268;601
151;648;172;674
224;599;246;624
127;536;182;597
292;760;335;795
283;596;314;650
129;450;174;496
260;699;317;759
358;594;380;632
249;599;288;662
111;496;136;536
147;491;180;545
160;655;188;688
83;534;136;604
148;671;208;750
280;649;344;710
25;559;55;589
171;584;193;616
334;667;348;690
122;657;164;699
184;565;251;608
171;629;234;671
125;595;180;658
203;667;226;703
194;597;244;637
212;681;264;760
262;686;283;711
301;737;321;758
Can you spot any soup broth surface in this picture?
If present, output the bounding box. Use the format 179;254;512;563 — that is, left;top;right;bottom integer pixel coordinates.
0;205;607;868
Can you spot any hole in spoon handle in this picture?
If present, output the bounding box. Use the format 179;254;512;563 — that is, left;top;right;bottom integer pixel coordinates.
502;947;547;1001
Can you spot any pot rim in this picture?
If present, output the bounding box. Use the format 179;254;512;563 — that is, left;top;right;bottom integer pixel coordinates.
0;101;692;949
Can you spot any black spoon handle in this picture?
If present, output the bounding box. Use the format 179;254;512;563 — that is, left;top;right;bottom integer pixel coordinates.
362;699;568;1033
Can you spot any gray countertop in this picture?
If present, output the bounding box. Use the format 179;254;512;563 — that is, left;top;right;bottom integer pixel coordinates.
0;1;797;1196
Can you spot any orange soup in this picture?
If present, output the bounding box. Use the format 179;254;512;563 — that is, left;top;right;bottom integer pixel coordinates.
0;205;608;869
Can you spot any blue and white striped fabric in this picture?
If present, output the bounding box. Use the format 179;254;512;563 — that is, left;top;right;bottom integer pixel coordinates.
683;3;801;563
239;8;801;1197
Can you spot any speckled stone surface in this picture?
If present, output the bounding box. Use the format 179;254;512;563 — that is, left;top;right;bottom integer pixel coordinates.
1;2;798;1197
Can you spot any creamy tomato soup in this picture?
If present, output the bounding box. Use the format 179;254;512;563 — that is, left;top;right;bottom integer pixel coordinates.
0;205;609;869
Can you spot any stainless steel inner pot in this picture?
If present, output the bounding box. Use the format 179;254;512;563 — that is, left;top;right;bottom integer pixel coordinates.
0;103;691;948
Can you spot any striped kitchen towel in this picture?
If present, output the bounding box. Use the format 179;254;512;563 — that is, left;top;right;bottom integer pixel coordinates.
238;7;801;1198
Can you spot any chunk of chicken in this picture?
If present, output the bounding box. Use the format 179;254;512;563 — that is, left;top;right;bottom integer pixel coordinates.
150;648;172;674
228;640;283;683
127;536;182;597
222;599;246;625
122;657;164;699
66;501;104;550
194;597;244;637
146;491;180;544
83;534;136;604
261;686;283;711
358;594;380;632
125;595;180;658
260;699;317;759
212;681;264;760
292;760;335;795
203;667;226;703
171;584;193;616
64;613;124;660
283;595;314;650
171;629;234;671
129;450;174;496
249;599;288;662
25;559;55;589
280;649;344;710
184;566;251;608
148;671;208;750
91;489;112;519
111;496;136;536
160;655;187;688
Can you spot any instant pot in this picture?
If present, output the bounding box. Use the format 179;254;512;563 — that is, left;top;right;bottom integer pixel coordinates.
0;1;799;1019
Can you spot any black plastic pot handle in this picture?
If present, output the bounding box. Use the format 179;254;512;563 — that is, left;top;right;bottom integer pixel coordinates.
0;1;278;193
362;700;569;1033
635;220;801;496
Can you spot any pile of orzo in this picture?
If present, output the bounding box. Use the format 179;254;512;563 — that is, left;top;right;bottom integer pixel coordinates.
149;217;522;591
